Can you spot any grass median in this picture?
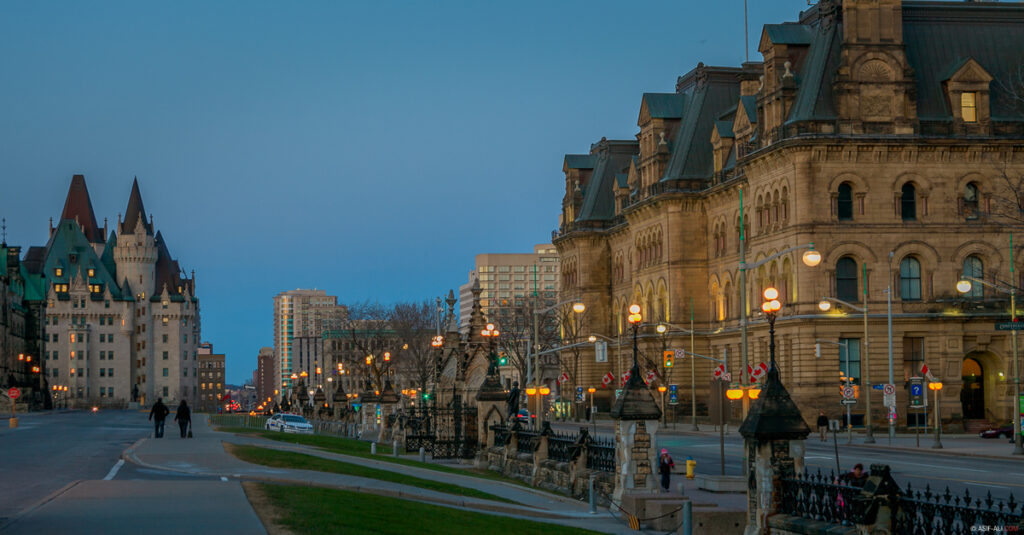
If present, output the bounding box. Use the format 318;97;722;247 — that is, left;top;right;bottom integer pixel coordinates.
214;425;527;486
226;444;515;504
246;482;603;535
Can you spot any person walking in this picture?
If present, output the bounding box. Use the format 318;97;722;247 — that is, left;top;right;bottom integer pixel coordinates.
658;449;675;492
174;400;192;438
817;410;829;442
149;398;170;438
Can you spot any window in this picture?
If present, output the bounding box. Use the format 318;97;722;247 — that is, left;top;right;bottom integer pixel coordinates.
836;257;859;302
100;351;106;360
100;368;106;377
900;257;922;300
837;183;854;221
162;334;168;343
52;351;58;360
839;338;861;385
163;368;169;377
961;92;977;123
163;351;169;360
964;183;979;220
901;183;916;221
902;337;924;381
55;268;63;277
163;387;168;397
962;256;984;299
108;351;114;360
52;368;58;378
108;368;113;377
109;388;114;397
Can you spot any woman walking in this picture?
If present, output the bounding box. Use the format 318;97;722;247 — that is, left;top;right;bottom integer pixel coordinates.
658;449;675;492
174;400;192;438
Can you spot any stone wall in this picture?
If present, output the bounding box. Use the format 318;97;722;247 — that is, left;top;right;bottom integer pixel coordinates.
482;432;615;503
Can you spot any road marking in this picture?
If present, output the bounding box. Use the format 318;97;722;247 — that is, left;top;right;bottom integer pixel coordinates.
103;459;124;481
220;476;228;482
899;473;1023;490
805;456;833;460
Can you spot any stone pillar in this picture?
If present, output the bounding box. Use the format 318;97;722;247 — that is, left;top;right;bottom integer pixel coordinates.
378;380;399;443
610;361;663;504
738;365;810;535
332;382;348;420
476;373;506;450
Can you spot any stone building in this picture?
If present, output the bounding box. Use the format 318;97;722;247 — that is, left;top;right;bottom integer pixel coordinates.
0;241;47;403
553;0;1024;430
255;346;276;405
34;175;200;408
197;352;225;412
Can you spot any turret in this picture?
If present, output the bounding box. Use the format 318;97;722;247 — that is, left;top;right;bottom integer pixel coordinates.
113;178;157;299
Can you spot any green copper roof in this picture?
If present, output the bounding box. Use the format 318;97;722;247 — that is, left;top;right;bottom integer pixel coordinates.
763;24;813;46
41;220;124;300
564;154;596;169
575;140;638;222
785;23;839;124
641;93;686;119
661;66;742;182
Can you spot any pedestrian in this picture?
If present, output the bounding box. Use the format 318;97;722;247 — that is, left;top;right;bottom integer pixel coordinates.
817;410;829;442
174;400;191;439
658;448;675;492
149;398;170;438
838;463;870;487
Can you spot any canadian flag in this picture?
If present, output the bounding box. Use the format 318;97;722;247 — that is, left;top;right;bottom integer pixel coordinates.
921;363;935;381
645;370;658;385
713;364;726;378
557;372;569;385
601;372;614;388
620;370;631;386
750;362;768;381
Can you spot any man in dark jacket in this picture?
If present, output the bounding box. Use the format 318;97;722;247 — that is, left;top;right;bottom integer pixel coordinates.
817;410;829;442
174;400;191;438
149;398;170;438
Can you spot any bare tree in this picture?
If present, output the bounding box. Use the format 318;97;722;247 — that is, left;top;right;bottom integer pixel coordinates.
553;305;588;421
492;297;558;387
388;300;436;395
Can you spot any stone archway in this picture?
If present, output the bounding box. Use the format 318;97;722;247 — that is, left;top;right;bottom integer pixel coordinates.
961;357;985;420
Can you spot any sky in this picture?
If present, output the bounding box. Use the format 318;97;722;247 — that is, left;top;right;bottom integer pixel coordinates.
1;0;801;384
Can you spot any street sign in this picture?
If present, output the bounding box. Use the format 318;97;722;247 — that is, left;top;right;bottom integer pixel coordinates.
840;399;857;406
668;384;678;404
842;386;855;400
884;392;896;408
828;419;840;431
909;378;925;407
996;322;1024;331
872;384;884;390
883;383;896;396
575;386;584;403
7;387;19;400
595;341;608;363
722;372;732;382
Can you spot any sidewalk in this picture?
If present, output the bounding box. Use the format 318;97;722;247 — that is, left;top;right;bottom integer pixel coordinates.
128;415;745;534
552;419;1024;461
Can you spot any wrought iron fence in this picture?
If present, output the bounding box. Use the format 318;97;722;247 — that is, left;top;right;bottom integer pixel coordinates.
516;430;539;454
586;435;615;472
547;431;575;463
895;483;1023;535
779;469;858;525
489;423;510;446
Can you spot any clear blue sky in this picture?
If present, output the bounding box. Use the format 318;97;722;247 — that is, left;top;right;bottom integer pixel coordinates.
1;0;800;384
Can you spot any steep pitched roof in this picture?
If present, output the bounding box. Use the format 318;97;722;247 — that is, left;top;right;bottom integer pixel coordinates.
60;175;104;243
661;66;743;181
785;23;840;124
762;23;814;46
41;219;123;300
121;177;152;235
574;140;638;223
563;154;596;170
100;231;118;281
640;93;686;120
153;231;185;298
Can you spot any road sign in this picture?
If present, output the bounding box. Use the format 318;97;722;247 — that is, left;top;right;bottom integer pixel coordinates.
595;341;608;363
872;384;884;390
841;399;858;406
909;378;925;407
883;383;896;396
996;322;1024;331
7;387;19;400
842;386;855;399
884;392;896;408
575;386;584;403
668;383;678;405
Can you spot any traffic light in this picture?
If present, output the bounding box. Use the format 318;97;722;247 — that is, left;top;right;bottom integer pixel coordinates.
422;391;431;401
663;350;674;368
498;353;508;366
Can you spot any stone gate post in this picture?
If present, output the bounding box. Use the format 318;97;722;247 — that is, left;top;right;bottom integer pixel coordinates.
610;360;662;504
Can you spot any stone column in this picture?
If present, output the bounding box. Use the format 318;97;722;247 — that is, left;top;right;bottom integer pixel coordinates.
378;380;400;443
610;361;663;504
738;365;810;535
332;382;348;420
475;372;507;450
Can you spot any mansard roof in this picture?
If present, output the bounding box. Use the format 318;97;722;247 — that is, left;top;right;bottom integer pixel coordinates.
60;174;104;243
574;139;638;223
761;23;814;47
784;22;840;125
563;154;596;170
660;65;743;182
121;177;153;235
639;92;686;121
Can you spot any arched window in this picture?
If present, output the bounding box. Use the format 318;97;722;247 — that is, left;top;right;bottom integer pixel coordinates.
838;183;854;221
963;255;984;299
899;257;922;300
964;183;979;220
901;183;917;221
836;257;859;302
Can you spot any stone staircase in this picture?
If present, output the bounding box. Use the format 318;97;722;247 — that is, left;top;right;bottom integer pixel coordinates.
964;419;994;434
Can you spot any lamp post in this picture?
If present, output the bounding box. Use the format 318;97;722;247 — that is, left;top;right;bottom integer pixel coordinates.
929;381;943;449
819;291;875;444
530;299;584;418
957;272;1024;455
656;321;717;431
628;304;643;383
737;221;820;417
587;386;596;424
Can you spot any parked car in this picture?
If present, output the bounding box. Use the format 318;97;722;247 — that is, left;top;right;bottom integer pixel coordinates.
514;409;535;424
979;425;1014;439
265;413;314;434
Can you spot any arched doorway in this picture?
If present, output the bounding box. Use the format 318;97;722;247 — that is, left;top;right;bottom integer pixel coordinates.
961;358;985;420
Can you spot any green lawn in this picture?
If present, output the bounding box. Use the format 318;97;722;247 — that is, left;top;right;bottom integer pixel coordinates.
255;483;603;535
228;444;514;504
214;425;527;486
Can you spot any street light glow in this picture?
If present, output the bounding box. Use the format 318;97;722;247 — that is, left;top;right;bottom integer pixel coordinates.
763;287;779;300
956;280;973;293
802;249;822;267
588;335;597;343
656;324;667;334
572;302;586;313
818;300;832;311
628;304;641;315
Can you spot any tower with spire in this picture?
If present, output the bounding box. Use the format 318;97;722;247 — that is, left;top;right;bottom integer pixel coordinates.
114;178;158;301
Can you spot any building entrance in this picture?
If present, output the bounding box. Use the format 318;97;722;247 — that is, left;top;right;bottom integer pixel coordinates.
961;357;985;420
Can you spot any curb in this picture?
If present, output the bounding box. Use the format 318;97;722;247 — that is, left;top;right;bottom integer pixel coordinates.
0;480;82;532
838;442;1024;462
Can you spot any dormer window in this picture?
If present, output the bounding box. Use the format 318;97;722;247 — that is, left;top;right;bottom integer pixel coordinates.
55;268;63;277
87;269;95;278
961;92;977;123
53;283;69;293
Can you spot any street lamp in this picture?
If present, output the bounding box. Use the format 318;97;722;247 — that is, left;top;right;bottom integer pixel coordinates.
760;287;782;371
627;305;643;398
819;288;876;444
957;273;1024;455
929;381;943;449
653;318;712;432
530;299;584;424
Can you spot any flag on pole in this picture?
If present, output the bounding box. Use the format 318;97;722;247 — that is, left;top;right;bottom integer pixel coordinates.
557;372;569;385
751;362;768;381
713;364;725;378
921;363;935;381
620;370;631;386
601;372;614;388
645;370;657;385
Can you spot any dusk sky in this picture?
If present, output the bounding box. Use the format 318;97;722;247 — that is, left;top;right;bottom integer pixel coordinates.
2;0;798;384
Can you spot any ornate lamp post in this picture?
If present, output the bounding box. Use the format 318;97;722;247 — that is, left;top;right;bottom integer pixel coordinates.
929;380;943;449
628;304;643;372
760;287;782;370
819;290;875;444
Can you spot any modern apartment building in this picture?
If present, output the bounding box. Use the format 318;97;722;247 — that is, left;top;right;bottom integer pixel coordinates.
272;289;346;392
458;244;560;332
255;346;275;405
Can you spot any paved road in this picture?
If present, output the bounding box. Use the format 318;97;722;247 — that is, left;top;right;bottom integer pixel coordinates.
553;421;1024;503
0;410;150;525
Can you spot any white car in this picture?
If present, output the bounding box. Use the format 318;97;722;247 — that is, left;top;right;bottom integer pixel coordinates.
265;413;314;434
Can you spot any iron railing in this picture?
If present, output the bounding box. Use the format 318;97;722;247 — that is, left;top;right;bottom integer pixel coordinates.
547;431;575;463
895;483;1023;535
516;430;539;454
779;469;858;525
489;423;510;447
586;435;615;472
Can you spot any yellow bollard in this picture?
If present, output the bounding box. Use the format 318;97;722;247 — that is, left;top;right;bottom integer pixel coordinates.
685;457;696;479
9;417;18;428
